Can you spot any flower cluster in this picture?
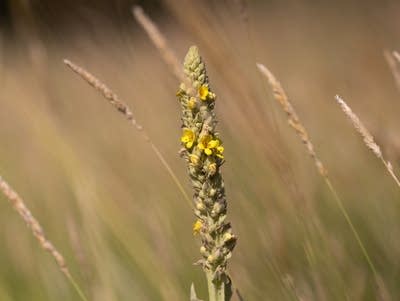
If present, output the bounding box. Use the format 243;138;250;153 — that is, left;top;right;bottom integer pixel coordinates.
177;46;236;284
181;125;224;158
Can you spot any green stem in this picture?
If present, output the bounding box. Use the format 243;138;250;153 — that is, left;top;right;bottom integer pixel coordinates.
65;271;89;301
325;179;377;278
206;271;225;301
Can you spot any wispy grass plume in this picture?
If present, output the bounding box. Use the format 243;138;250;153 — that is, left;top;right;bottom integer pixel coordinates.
256;63;378;279
384;50;400;95
63;59;192;209
132;5;184;82
393;51;400;62
0;176;89;301
335;94;400;189
256;64;326;176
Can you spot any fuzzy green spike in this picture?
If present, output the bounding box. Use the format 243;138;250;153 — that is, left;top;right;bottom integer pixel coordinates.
183;46;208;89
178;46;237;301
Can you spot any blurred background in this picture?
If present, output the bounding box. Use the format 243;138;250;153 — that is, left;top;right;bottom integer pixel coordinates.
1;0;400;300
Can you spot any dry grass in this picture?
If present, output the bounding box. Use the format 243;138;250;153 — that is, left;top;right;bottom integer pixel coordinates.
0;176;88;301
63;59;192;209
132;5;184;82
0;176;68;274
256;63;327;177
257;63;378;283
2;1;400;300
384;51;400;95
335;94;400;189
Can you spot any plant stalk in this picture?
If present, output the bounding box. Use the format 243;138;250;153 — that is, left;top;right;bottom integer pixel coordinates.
206;271;225;301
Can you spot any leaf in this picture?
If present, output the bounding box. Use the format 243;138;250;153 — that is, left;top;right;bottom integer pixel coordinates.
225;276;233;301
190;283;204;301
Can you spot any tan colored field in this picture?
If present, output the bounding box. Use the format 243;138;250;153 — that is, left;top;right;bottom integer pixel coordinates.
1;1;400;300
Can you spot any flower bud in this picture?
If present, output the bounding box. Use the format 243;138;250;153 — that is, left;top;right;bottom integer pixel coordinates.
196;202;205;211
200;246;208;256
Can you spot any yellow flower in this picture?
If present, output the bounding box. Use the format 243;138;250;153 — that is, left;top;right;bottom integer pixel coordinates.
193;219;203;235
216;145;224;159
207;139;219;148
198;135;212;154
198;135;224;157
181;129;195;148
199;85;209;101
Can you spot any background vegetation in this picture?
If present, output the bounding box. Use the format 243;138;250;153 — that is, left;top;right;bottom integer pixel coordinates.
1;0;400;300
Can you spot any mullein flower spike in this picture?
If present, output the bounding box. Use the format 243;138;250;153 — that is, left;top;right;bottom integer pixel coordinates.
177;46;237;285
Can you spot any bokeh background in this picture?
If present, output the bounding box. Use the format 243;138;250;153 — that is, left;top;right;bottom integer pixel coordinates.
1;0;400;300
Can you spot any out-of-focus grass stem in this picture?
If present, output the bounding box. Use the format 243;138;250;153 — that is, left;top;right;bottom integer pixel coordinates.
257;63;378;279
0;176;89;301
63;59;192;210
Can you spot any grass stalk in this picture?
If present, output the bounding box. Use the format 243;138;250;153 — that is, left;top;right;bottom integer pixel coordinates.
132;5;184;82
335;94;400;190
384;50;400;95
206;271;225;301
0;176;89;301
256;63;378;278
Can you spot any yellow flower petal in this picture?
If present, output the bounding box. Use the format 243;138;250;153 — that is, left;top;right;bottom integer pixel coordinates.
193;220;203;235
199;85;209;101
198;135;211;150
181;129;195;149
207;139;219;149
205;148;212;156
